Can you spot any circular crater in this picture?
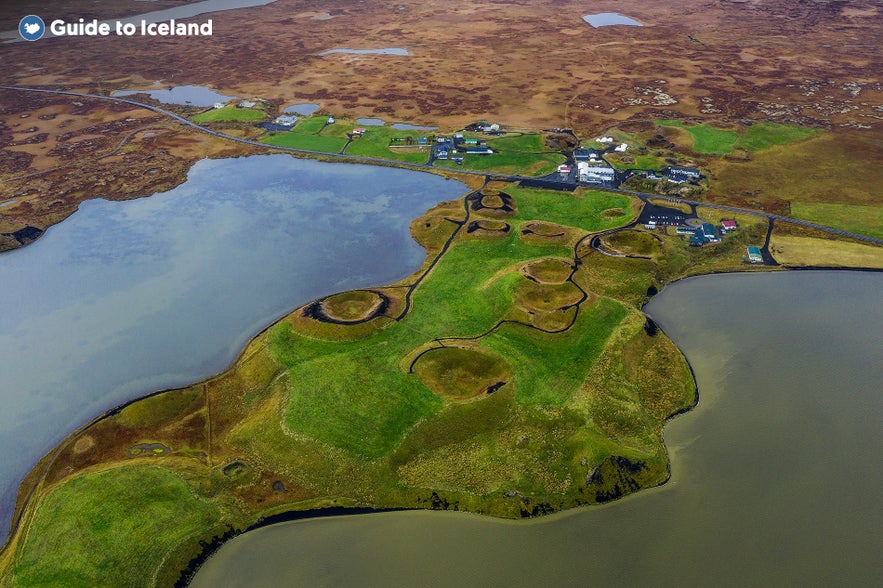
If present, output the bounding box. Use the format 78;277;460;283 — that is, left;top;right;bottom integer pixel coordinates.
466;219;511;237
303;290;389;324
413;346;511;401
523;258;573;284
469;190;516;215
514;279;584;313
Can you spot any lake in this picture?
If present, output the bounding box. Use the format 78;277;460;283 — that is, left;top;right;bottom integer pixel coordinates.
191;270;882;586
113;85;233;106
284;103;320;115
583;13;644;28
0;155;466;538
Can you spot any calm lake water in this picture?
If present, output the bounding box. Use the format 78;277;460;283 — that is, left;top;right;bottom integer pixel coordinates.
284;103;320;115
583;13;644;27
113;85;233;106
192;270;882;587
356;118;386;126
0;155;466;538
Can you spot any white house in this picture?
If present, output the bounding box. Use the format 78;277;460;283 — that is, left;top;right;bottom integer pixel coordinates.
614;143;628;152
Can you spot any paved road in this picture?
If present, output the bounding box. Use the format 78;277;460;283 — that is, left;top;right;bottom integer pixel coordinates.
2;85;881;247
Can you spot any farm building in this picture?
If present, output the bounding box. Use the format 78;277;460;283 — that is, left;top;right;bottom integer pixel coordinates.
578;162;615;183
238;100;257;108
721;219;738;232
665;166;701;181
352;127;367;136
327;116;335;124
436;148;449;160
465;147;493;155
273;115;298;126
701;222;720;242
747;246;763;263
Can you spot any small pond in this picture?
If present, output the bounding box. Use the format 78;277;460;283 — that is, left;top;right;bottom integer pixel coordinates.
583;13;644;27
391;123;438;131
113;85;233;107
284;103;320;115
356;118;386;126
320;48;409;56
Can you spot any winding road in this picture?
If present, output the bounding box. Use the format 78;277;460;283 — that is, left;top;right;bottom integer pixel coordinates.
2;85;881;246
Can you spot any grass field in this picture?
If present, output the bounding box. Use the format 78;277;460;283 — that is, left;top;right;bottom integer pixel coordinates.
262;132;348;153
192;107;266;123
768;234;883;268
289;116;328;134
736;123;820;152
12;466;218;587
486;134;548;152
708;130;883;212
789;202;883;240
344;126;429;163
435;150;564;176
658;120;738;155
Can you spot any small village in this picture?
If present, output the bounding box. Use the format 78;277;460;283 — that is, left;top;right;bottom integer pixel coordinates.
203;100;770;264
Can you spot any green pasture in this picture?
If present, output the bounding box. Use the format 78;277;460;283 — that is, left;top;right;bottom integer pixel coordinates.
658;120;738;155
435;151;564;176
790;202;883;240
262;132;348;153
737;123;820;151
486;134;548;152
192;107;265;123
344;126;429;163
12;466;218;588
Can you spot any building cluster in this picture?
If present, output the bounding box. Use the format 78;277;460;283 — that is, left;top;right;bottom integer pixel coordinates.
435;133;493;161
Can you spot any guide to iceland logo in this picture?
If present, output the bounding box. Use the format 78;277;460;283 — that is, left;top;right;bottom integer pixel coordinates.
19;15;45;41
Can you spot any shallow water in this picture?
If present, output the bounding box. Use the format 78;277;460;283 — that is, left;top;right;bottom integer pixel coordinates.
320;48;409;56
284;103;320;115
113;85;233;106
583;13;644;27
391;123;438;131
356;117;386;126
0;155;466;538
191;270;883;587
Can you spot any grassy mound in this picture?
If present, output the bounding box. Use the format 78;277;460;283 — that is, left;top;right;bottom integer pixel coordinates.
523;258;572;283
320;290;386;322
413;345;511;400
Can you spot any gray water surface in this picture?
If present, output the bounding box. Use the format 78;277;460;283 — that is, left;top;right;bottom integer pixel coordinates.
0;155;466;538
356;118;386;126
583;13;644;27
284;103;320;115
113;85;233;106
191;270;882;587
391;123;438;131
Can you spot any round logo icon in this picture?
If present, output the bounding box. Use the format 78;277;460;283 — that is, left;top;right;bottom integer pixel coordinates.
19;15;46;41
